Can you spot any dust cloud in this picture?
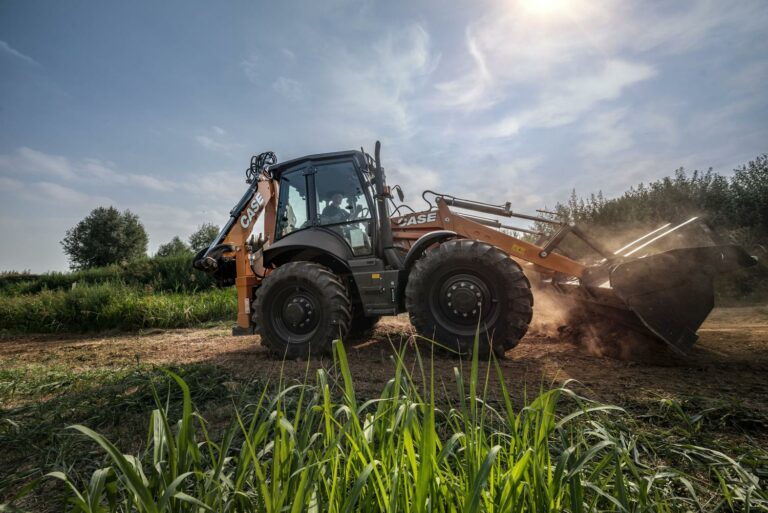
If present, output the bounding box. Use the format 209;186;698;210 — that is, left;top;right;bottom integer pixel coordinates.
527;286;674;364
521;219;717;363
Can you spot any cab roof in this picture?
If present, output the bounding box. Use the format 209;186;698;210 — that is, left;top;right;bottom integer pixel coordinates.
269;150;368;178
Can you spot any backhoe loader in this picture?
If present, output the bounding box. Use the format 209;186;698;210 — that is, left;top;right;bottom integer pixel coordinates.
193;142;757;358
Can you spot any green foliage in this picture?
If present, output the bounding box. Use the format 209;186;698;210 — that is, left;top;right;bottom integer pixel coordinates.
188;223;220;253
0;254;217;296
533;154;768;245
0;283;236;333
530;154;768;301
155;236;190;258
730;154;768;234
61;207;149;270
14;342;765;512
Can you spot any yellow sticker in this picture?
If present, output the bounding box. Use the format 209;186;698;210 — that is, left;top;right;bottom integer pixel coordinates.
371;273;381;279
510;244;526;256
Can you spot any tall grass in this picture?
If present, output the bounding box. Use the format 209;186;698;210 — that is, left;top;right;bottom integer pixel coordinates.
0;254;216;296
0;283;236;333
33;339;766;512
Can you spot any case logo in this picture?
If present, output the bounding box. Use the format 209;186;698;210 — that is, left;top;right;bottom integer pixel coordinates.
396;212;437;226
239;192;265;229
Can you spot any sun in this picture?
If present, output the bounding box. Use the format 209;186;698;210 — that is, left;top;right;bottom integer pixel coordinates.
519;0;570;16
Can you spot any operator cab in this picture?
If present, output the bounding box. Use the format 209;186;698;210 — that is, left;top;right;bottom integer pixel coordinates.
269;150;379;258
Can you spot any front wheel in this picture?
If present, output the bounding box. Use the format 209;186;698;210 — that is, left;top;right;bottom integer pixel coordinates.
253;262;352;358
405;239;533;357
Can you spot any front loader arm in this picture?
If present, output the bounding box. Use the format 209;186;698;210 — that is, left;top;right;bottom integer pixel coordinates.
392;193;756;353
392;200;587;279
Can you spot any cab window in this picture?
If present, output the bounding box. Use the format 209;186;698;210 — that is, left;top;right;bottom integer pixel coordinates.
275;169;309;238
314;161;373;255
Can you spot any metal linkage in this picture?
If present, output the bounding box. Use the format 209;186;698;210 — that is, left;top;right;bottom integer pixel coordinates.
462;214;544;236
424;191;563;225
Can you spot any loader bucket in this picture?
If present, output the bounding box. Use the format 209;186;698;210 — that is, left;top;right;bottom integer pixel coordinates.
608;245;757;353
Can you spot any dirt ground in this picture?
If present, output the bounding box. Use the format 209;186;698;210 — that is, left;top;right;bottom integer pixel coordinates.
2;306;767;414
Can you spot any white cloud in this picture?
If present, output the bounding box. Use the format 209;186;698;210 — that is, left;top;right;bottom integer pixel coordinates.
240;56;260;84
432;0;763;116
0;147;76;179
620;1;767;55
323;23;439;135
0;148;176;192
462;157;546;213
385;160;441;210
0;177;24;192
480;59;656;138
579;108;634;159
180;169;244;204
433;28;496;110
195;135;229;152
0;40;38;66
194;126;243;154
272;77;304;101
281;48;296;61
27;181;113;206
82;158;175;192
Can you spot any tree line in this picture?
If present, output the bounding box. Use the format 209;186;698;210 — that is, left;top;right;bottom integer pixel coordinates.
61;206;220;270
531;153;768;250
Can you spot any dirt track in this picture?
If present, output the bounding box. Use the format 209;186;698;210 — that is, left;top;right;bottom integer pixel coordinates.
3;306;767;414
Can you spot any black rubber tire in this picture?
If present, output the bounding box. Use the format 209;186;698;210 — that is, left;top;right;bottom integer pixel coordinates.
405;239;533;357
253;262;351;358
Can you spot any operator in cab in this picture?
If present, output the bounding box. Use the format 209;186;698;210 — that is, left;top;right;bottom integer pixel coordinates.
321;192;349;224
322;191;363;224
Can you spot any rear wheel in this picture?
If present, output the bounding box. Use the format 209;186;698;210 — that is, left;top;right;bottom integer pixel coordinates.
253;262;352;358
405;239;533;357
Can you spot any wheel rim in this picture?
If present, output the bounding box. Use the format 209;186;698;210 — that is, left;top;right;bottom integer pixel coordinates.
268;285;321;344
429;270;500;336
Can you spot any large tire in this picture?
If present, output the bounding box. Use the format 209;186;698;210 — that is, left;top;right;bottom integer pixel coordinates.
405;239;533;357
253;262;352;358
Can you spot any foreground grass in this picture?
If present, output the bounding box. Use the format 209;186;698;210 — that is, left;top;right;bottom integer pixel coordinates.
0;284;236;333
0;364;231;509
2;339;766;512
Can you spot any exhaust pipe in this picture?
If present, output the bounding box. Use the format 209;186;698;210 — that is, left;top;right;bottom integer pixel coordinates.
372;141;401;267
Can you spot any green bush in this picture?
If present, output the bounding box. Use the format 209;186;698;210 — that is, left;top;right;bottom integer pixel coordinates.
0;254;217;296
0;283;236;333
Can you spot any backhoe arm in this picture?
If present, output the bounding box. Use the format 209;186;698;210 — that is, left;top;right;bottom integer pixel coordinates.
193;169;277;330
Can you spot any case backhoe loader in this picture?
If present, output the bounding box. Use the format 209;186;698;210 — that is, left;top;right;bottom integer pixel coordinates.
193;142;757;358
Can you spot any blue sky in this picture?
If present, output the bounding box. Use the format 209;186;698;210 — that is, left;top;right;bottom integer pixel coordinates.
1;0;766;272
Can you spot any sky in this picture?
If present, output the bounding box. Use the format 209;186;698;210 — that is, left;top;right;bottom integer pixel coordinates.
0;0;766;272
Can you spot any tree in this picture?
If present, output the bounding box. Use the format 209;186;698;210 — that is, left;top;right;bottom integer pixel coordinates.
730;154;768;232
188;223;220;253
61;207;148;270
156;236;190;257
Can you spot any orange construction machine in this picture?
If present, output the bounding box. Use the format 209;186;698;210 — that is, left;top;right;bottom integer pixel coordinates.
193;142;757;358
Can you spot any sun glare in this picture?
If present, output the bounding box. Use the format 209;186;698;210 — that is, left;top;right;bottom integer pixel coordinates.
519;0;570;16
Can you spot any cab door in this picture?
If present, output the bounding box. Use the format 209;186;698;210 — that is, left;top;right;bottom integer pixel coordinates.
311;159;375;256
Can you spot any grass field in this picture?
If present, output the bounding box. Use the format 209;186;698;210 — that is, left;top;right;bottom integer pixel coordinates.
0;283;236;333
1;308;767;511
